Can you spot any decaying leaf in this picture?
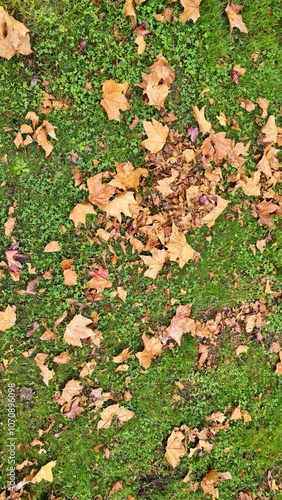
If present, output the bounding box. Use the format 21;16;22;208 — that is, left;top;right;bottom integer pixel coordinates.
200;196;229;227
141;119;169;153
97;403;135;429
136;333;163;368
166;223;197;268
225;2;248;34
113;347;131;363
43;241;61;252
0;6;32;60
165;429;187;467
135;35;146;55
105;191;139;223
123;0;137;26
200;470;219;498
101;80;131;121
165;304;195;345
31;461;56;484
69;203;96;228
140;248;168;280
192;105;212;134
179;0;202;23
109;162;148;191
64;314;94;347
87;173;116;210
34;353;55;386
0;305;16;331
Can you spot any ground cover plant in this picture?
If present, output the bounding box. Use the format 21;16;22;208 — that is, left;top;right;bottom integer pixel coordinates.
0;0;282;498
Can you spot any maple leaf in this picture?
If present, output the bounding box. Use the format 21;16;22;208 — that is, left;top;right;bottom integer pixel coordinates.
30;461;56;484
60;380;83;404
109;162;148;190
144;79;170;109
201;470;219;498
166;223;197;268
200;196;229;227
146;54;175;86
237;171;261;197
63;269;78;286
87;173;116;210
101;80;131;121
165;304;196;345
97;403;135;429
105;191;139;222
34;353;55;386
69;203;96;228
87;266;113;293
4;217;16;238
225;2;248;34
0;6;32;60
34;120;58;157
165;429;187;467
255;200;282;227
113;347;131;363
155;171;179;197
257;97;269;119
261;115;278;144
179;0;202;23
53;351;71;364
140;248;168;279
64;314;95;347
192;105;212;134
0;305;16;331
136;333;163;368
141;119;169;153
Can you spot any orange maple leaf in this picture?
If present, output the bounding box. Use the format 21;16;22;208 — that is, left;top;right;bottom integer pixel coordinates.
179;0;202;23
141;119;169;153
0;6;32;60
69;203;96;228
101;80;131;121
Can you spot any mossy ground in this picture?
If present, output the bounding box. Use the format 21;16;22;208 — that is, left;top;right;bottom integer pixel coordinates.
0;0;282;499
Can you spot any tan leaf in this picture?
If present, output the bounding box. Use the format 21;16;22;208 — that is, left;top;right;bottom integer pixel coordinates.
256;239;266;253
25;111;39;130
64;314;94;347
105;191;139;223
34;353;55;386
63;269;78;286
53;351;71;364
201;470;219;498
123;0;136;25
257;97;269;118
165;430;186;467
135;35;146;54
155;172;179;197
261;115;277;144
265;278;280;297
140;248;168;280
4;217;16;237
60;380;83;404
200;196;229;227
34;120;57;157
98;403;135;429
109;162;148;190
241;410;252;423
275;357;282;375
44;241;61;252
117;286;127;302
198;343;209;368
230;405;242;420
136;333;163;368
79;359;96;378
87;173;116;209
145;54;175;86
166;223;196;268
20;124;33;134
87;267;113;294
235;345;249;355
165;304;195;345
101;80;131;121
31;461;56;483
256;200;282;227
113;348;131;363
192;105;212;134
69;203;96;228
0;6;32;60
179;0;202;23
225;2;248;34
238;99;255;112
141;119;169;153
0;305;16;331
145;80;170;109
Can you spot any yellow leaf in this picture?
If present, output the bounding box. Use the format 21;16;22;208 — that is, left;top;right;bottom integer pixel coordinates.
141;119;169;153
0;305;16;331
101;80;131;121
31;461;56;483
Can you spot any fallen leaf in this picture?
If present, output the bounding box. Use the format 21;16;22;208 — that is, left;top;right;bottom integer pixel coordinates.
141;119;169;153
135;35;146;55
87;266;113;294
225;2;248;34
79;359;96;378
0;305;16;331
140;248;168;279
98;403;135;429
44;241;61;252
0;6;32;60
165;429;186;467
200;196;229;227
113;348;131;363
34;120;58;157
105;191;139;223
123;0;136;26
136;333;163;368
87;173;116;210
101;80;131;121
53;352;71;364
60;380;83;404
31;461;56;483
165;304;195;345
198;343;209;368
64;314;94;347
241;410;252;423
179;0;202;23
34;353;55;386
235;345;249;355
257;97;269;118
4;217;16;238
63;269;78;286
200;470;219;498
192;105;212;134
166;223;197;268
230;405;242;420
69;203;96;228
109;162;148;191
261;115;277;144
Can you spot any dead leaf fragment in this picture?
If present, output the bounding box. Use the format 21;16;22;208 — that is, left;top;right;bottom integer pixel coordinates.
165;304;195;345
136;333;163;368
69;203;96;228
230;405;242;420
225;2;248;34
141;119;169;153
201;470;219;498
113;348;131;363
101;80;131;121
200;196;229;227
235;345;249;355
98;403;135;429
34;353;55;386
192;105;212;134
31;461;56;483
123;0;136;26
166;223;197;268
0;6;32;60
44;241;61;252
179;0;202;23
105;191;139;223
140;248;168;280
0;305;16;331
135;35;146;55
165;429;186;467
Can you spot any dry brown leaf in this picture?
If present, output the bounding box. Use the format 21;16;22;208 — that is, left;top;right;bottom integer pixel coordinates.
261;115;277;144
69;203;96;228
257;97;269;118
4;217;16;238
101;80;131;121
235;345;249;355
166;223;197;268
192;105;212;134
256;200;282;227
117;286;127;302
113;348;131;363
60;380;83;404
87;173;116;209
30;461;56;484
123;0;137;26
34;353;55;386
44;241;61;252
200;196;229;227
0;305;16;331
141;119;169;153
34;120;58;157
238;99;255;112
0;6;32;60
200;470;219;498
265;278;280;296
230;405;242;420
79;359;96;378
63;269;78;286
105;191;139;223
25;111;39;129
136;333;163;368
237;171;261;197
179;0;202;23
53;351;71;364
135;35;146;54
225;2;248;34
241;410;252;423
64;314;94;347
165;429;186;467
109;162;148;190
140;248;168;279
98;403;135;429
87;267;113;294
165;304;195;345
198;343;209;368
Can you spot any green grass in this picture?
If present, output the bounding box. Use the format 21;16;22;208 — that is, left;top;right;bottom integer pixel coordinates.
0;0;282;498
